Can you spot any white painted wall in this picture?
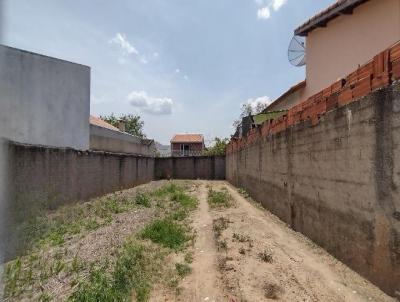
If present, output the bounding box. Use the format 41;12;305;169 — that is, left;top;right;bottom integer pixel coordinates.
0;45;90;150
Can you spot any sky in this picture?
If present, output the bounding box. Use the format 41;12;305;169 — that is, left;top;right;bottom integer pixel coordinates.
2;0;334;145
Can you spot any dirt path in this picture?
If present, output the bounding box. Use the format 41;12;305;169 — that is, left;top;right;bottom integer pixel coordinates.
177;181;227;302
206;181;395;302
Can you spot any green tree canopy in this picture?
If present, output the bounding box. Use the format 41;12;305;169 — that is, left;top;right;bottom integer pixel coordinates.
101;114;146;138
203;137;229;156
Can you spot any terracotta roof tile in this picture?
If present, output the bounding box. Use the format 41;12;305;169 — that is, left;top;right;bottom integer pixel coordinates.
171;134;204;143
89;115;120;131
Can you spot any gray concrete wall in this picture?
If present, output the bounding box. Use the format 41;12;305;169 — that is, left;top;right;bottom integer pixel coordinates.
226;83;400;296
90;124;156;156
0;45;90;150
0;139;8;267
155;156;225;180
4;142;154;260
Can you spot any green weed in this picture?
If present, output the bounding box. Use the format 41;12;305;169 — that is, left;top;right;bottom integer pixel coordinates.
208;189;232;208
258;250;273;263
85;218;100;231
232;233;251;243
153;183;180;197
170;191;198;211
184;252;193;264
213;217;230;238
238;188;250;198
140;219;188;250
175;263;192;277
135;192;151;208
69;240;164;302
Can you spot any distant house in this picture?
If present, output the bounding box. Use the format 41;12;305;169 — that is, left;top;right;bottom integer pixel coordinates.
265;81;306;112
170;134;205;157
268;0;400;110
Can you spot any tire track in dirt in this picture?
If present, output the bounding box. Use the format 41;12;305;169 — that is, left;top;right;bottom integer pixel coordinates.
176;181;227;302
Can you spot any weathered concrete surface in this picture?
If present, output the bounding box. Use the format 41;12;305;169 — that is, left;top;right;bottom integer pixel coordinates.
90;124;156;156
155;156;225;180
4;142;154;260
0;45;90;150
0;139;8;266
226;83;400;296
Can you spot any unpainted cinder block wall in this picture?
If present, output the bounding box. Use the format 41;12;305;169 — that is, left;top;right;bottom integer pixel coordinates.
3;144;225;261
3;142;154;261
226;83;400;296
155;156;225;180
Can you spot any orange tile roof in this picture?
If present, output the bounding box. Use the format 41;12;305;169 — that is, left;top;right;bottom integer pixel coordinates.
171;134;204;143
89;115;120;131
295;0;369;36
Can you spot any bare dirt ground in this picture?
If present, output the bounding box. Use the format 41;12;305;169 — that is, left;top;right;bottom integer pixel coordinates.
175;182;226;302
4;180;396;302
170;180;395;302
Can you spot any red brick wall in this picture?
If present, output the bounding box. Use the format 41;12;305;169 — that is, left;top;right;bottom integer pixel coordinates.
227;40;400;155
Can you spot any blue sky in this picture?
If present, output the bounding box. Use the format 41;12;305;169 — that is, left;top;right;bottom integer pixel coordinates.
3;0;333;144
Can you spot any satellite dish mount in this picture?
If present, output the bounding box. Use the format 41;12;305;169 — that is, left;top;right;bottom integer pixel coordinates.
288;36;306;67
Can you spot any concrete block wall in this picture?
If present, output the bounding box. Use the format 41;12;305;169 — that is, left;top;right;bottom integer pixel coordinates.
155;156;225;180
2;143;224;261
226;83;400;296
3;142;154;261
90;124;156;156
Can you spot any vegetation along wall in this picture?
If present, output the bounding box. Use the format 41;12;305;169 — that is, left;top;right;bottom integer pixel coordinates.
226;82;400;296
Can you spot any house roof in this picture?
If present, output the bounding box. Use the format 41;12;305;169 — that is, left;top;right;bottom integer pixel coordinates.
171;134;204;143
89;115;120;131
264;80;306;112
295;0;370;36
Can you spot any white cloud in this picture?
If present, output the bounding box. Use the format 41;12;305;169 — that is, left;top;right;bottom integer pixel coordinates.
245;96;272;113
175;68;181;73
110;33;139;55
153;52;159;58
257;7;270;19
256;0;287;20
140;56;148;64
183;75;189;80
128;91;173;115
272;0;287;11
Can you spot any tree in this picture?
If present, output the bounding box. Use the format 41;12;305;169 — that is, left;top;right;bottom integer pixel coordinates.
101;113;146;138
203;137;229;156
233;101;269;129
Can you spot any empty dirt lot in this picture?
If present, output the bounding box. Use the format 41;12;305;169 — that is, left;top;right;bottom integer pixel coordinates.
162;180;395;302
2;180;395;302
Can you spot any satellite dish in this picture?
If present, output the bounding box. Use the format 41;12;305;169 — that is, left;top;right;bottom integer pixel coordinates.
288;36;306;67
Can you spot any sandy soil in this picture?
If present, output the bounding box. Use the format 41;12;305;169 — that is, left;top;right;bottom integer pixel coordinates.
161;180;395;302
